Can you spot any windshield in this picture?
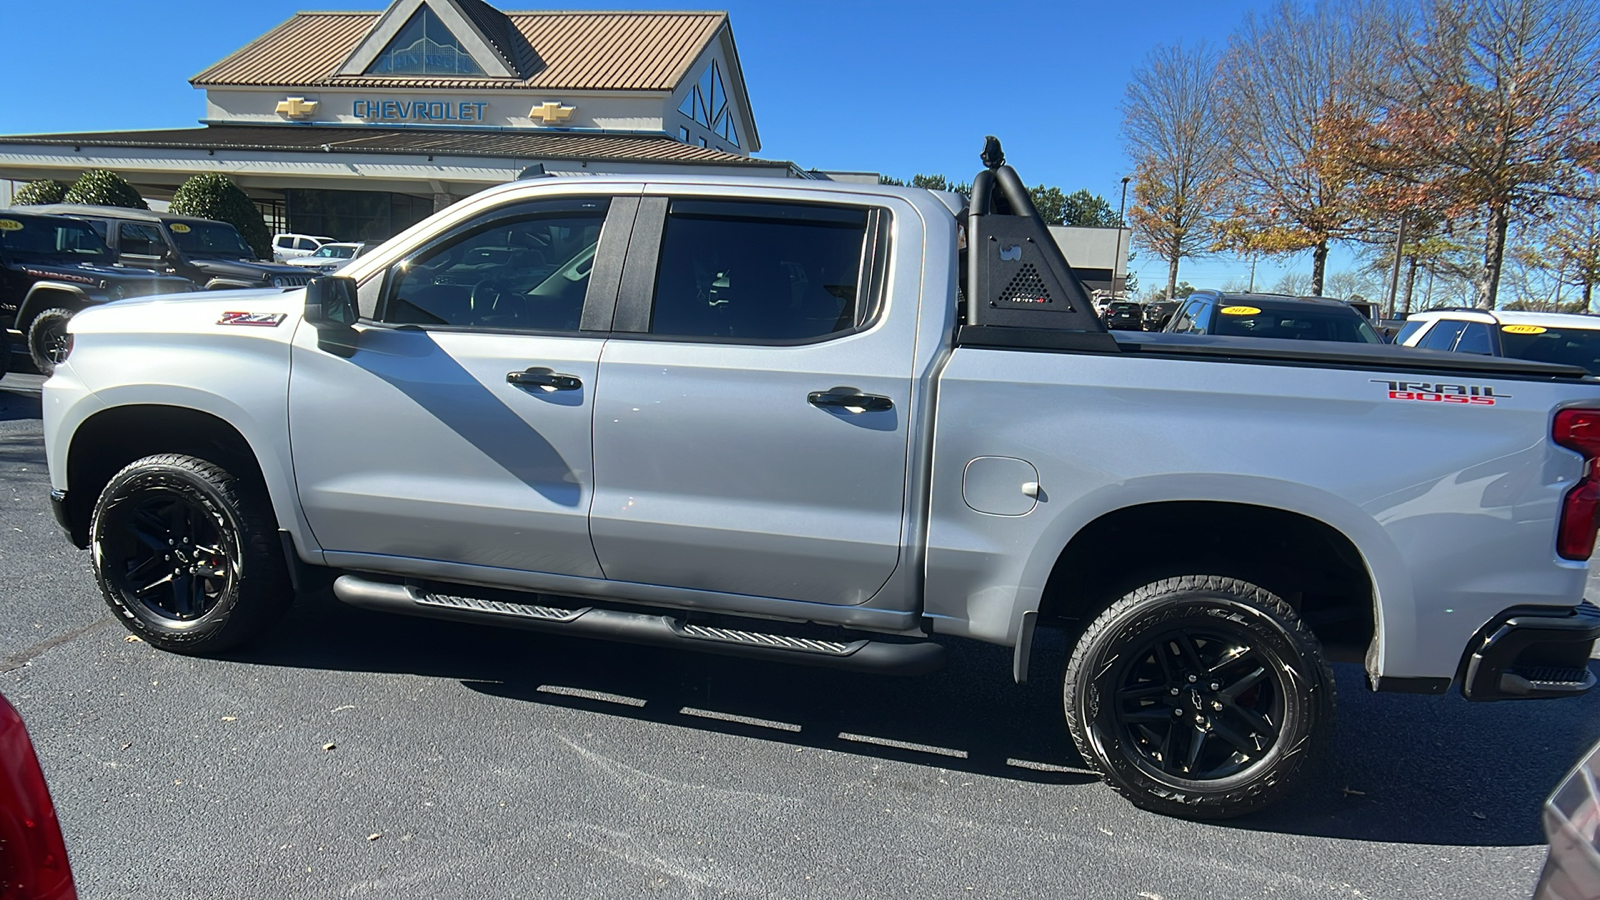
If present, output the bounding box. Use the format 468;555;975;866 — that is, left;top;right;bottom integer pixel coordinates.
313;245;357;259
0;216;115;265
166;221;257;260
1212;306;1383;343
1499;325;1600;375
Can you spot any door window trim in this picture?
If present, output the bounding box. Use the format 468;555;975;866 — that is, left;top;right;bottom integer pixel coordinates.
360;196;632;337
608;196;893;347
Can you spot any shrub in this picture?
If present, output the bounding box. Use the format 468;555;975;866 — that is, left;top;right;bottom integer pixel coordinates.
169;174;270;260
12;179;70;205
62;170;148;209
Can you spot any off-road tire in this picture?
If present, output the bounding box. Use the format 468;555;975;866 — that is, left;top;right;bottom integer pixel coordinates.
1063;575;1335;820
91;453;292;654
26;308;74;376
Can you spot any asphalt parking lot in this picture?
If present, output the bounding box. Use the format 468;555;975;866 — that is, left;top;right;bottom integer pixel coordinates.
3;370;1598;900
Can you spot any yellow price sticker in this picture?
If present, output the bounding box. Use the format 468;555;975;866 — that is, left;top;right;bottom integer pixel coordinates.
0;219;22;232
1502;324;1547;335
168;223;191;233
1221;305;1261;316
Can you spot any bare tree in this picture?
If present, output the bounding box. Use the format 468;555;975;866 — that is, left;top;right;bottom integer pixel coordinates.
1123;43;1229;300
1353;0;1600;308
1216;0;1386;296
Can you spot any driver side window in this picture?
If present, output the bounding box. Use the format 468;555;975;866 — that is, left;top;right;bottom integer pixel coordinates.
379;198;610;332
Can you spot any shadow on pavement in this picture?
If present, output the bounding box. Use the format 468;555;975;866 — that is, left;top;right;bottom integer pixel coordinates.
230;590;1599;847
0;384;42;423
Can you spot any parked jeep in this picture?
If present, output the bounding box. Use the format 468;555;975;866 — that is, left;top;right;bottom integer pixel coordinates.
27;205;313;294
0;210;192;374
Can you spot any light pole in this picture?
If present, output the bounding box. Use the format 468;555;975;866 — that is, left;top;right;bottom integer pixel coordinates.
1117;176;1131;299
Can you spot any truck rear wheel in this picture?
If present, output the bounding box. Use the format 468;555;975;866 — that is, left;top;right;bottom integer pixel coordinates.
1062;575;1334;819
27;308;74;377
90;453;292;654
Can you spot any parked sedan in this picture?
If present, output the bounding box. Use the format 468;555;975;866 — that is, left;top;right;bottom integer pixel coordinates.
1165;291;1384;343
1102;301;1144;331
285;242;371;273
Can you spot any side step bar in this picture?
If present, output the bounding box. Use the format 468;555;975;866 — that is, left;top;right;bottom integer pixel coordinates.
332;575;946;676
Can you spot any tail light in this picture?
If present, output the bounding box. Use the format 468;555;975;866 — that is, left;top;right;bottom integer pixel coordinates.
0;695;76;900
1553;408;1600;560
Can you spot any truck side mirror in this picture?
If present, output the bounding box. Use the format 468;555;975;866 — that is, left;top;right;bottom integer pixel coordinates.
304;276;359;357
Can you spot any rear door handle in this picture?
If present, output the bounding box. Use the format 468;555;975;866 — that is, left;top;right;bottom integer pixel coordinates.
507;367;583;392
807;388;893;413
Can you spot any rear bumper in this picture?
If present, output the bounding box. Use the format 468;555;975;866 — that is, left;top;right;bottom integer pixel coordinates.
1462;601;1600;701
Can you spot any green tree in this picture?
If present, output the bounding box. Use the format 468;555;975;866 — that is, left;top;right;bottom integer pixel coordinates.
62;170;148;209
169;174;270;260
877;175;906;186
12;179;70;205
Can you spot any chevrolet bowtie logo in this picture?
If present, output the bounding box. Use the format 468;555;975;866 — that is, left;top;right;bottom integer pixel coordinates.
275;97;319;120
529;101;576;124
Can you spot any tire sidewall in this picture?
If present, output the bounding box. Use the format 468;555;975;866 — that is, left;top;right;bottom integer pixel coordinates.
1067;581;1333;818
27;308;73;376
91;461;248;647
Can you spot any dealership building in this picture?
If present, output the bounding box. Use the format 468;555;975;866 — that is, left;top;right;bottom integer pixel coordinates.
0;0;807;241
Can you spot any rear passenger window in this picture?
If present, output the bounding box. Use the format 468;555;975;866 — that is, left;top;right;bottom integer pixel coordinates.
1394;320;1425;345
118;222;165;256
1455;322;1493;354
648;200;883;342
1419;320;1468;351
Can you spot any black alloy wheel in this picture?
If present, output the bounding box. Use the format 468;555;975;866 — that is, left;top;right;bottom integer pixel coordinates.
91;454;292;653
98;482;235;622
1110;625;1285;782
1063;575;1334;819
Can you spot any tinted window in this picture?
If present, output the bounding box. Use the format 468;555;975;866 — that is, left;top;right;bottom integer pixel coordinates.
1455;322;1494;354
382;199;609;331
296;237;317;251
118;222;167;256
1499;325;1600;375
167;222;255;260
1212;305;1381;343
0;216;113;265
1418;319;1468;350
275;236;294;248
649;200;873;342
1394;320;1426;345
1167;299;1203;333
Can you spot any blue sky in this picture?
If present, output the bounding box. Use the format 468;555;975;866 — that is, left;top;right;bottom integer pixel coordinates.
0;0;1358;292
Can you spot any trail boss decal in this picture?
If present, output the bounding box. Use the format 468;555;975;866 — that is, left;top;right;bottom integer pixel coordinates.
1372;379;1505;406
218;311;287;327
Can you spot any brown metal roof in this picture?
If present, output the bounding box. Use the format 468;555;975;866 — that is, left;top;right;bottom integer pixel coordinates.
192;10;727;91
0;125;784;166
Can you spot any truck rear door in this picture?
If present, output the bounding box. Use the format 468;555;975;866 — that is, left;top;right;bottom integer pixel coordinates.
588;192;910;606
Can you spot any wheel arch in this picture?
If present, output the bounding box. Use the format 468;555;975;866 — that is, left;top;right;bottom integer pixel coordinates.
1015;494;1395;685
18;284;89;332
59;403;307;557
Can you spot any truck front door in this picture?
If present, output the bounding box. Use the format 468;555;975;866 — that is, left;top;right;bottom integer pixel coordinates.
589;194;913;606
289;195;629;579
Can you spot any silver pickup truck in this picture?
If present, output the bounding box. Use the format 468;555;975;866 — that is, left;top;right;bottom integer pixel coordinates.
41;143;1600;819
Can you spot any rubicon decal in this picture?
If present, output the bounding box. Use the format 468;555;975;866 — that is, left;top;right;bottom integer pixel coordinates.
1372;379;1506;406
218;311;287;327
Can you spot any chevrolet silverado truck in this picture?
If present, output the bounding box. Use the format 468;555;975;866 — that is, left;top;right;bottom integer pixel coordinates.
41;142;1600;819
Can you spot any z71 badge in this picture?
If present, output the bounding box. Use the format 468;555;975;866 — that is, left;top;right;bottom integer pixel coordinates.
1372;379;1505;406
218;311;287;327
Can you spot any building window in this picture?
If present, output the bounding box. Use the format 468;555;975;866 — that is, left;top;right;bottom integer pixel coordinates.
698;137;707;148
678;126;689;143
677;59;740;148
366;7;485;76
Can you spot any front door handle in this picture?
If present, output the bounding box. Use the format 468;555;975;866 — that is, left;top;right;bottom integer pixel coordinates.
807;388;893;413
507;367;583;392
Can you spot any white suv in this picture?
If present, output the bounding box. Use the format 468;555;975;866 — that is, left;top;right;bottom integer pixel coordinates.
271;233;338;262
1396;308;1600;376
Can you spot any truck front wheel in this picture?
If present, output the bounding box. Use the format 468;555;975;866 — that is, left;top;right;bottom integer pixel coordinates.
90;453;292;654
1062;575;1335;819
